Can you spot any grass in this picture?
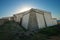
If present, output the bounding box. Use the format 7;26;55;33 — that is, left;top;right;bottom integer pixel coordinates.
0;21;25;40
39;25;60;36
0;21;60;40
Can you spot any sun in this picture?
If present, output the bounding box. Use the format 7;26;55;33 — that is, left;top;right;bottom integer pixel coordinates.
14;5;34;14
20;7;31;12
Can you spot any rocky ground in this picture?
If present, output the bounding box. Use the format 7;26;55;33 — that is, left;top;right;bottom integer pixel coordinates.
0;21;60;40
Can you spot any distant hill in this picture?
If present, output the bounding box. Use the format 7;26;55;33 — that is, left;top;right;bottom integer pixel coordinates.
57;20;60;24
57;20;60;22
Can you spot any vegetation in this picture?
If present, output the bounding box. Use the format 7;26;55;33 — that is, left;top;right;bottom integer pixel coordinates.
0;21;25;40
39;25;60;36
0;21;60;40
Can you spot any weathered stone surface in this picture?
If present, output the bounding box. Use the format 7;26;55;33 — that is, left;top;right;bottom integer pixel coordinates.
28;10;39;32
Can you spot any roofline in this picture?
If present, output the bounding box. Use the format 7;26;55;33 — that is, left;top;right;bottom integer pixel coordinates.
13;8;51;16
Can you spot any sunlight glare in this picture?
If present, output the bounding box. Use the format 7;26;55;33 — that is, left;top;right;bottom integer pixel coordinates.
20;7;31;12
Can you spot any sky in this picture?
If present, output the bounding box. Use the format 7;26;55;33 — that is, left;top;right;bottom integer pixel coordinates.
0;0;60;20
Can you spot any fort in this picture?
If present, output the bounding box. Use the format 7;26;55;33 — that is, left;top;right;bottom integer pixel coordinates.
0;8;57;32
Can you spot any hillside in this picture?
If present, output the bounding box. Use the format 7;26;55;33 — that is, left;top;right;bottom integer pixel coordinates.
0;21;60;40
0;21;26;40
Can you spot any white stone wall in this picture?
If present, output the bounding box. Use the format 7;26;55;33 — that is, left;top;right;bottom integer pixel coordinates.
44;12;53;26
13;8;56;31
22;14;29;29
14;11;29;23
36;13;45;28
52;18;57;25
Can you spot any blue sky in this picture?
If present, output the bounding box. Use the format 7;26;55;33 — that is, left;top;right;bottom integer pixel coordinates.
0;0;60;20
